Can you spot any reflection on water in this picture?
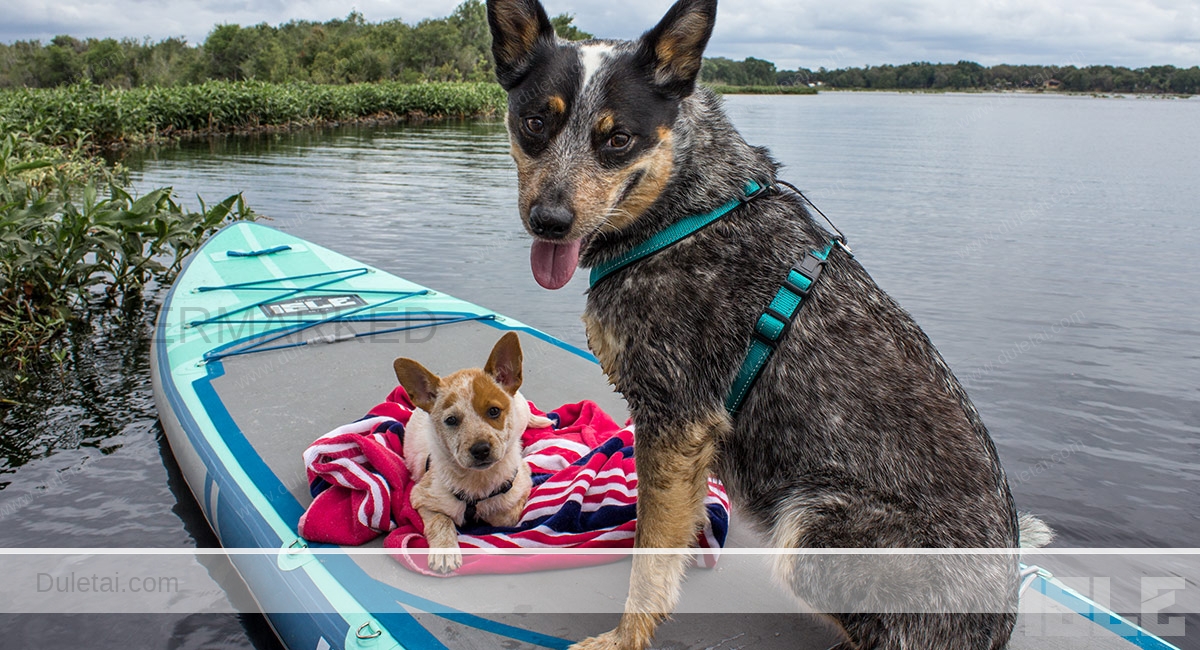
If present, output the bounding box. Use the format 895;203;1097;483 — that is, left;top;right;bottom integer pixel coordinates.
2;93;1197;647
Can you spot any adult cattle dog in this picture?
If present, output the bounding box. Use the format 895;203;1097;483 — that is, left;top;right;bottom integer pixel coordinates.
486;0;1051;647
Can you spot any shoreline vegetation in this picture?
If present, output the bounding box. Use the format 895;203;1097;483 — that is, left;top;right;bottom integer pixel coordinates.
0;126;257;379
707;84;817;95
1;81;506;149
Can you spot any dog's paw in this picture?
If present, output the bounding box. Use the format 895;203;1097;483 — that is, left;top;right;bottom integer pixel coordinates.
427;549;462;574
568;631;626;650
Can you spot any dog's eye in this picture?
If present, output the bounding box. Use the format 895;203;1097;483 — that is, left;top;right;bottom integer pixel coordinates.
524;116;545;135
443;415;459;427
487;406;501;418
607;133;632;149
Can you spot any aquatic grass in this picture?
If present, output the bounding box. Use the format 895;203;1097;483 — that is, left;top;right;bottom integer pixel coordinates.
0;81;507;147
0;129;256;376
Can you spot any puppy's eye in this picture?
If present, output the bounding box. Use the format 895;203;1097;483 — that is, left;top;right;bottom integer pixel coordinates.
607;133;632;150
486;406;501;418
524;117;545;135
443;415;459;427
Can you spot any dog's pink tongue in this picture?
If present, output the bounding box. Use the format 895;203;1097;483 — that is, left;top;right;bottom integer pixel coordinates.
530;239;582;290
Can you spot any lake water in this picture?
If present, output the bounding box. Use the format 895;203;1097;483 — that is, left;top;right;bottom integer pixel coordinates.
1;91;1197;648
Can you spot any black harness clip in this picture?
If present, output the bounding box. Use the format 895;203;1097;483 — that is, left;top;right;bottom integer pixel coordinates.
786;252;827;298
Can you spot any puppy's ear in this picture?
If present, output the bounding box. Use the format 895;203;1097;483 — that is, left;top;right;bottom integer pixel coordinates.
484;332;524;395
393;358;440;412
635;0;717;98
487;0;557;89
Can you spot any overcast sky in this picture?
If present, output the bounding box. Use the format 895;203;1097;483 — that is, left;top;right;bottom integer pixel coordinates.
3;0;1198;69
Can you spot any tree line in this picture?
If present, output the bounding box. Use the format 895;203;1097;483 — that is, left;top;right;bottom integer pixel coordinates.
0;1;590;89
702;58;1199;95
2;3;1196;95
777;60;1200;95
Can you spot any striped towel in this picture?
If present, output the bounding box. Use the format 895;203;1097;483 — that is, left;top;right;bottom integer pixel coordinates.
299;386;731;576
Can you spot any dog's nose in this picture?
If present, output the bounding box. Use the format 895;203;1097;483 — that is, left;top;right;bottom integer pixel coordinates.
529;203;574;239
470;442;492;462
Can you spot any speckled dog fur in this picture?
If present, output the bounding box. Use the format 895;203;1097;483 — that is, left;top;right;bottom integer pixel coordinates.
487;0;1049;648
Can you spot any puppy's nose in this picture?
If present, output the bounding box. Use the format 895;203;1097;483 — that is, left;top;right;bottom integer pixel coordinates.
529;203;574;239
470;442;492;462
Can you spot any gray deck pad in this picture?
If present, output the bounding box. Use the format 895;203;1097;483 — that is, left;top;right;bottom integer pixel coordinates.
212;320;1143;649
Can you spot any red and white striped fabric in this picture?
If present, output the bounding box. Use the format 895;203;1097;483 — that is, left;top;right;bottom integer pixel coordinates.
299;387;731;576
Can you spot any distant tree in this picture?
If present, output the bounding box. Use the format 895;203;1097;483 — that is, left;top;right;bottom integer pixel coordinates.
204;24;260;80
43;35;84;86
403;18;465;80
551;14;592;40
449;0;493;80
130;36;197;86
0;41;45;87
84;38;125;86
897;62;936;88
741;57;776;85
701;57;742;85
701;57;775;86
1169;67;1200;94
250;38;291;82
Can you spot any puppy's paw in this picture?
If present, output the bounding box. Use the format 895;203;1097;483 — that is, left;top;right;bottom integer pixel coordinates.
427;548;462;574
569;630;627;650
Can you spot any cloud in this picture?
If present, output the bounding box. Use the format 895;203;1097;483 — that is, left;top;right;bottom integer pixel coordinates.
1;0;1196;68
572;0;1200;68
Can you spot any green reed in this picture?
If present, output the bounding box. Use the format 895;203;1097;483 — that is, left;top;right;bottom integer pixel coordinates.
0;80;507;147
0;127;255;379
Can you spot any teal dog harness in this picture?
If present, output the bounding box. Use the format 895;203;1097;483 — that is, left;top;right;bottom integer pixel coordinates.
588;181;837;416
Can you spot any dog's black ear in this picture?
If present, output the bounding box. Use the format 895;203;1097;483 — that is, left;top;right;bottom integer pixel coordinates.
394;358;440;412
636;0;717;98
487;0;557;89
484;332;524;395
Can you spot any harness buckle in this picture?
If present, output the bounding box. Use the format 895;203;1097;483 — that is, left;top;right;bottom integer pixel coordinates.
741;182;773;203
786;253;826;298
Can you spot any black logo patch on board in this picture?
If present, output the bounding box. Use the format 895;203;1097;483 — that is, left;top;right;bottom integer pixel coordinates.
260;294;367;317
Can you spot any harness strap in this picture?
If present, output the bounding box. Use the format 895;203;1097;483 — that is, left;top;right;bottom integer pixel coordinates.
583;177;838;416
589;180;770;287
453;474;517;525
725;242;834;415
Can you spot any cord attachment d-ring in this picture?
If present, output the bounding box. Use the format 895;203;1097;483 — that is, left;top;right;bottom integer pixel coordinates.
276;538;313;571
356;621;383;640
344;618;388;648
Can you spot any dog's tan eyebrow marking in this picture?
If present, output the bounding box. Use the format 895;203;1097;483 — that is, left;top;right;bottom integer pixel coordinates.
595;112;615;135
547;95;566;114
471;375;510;430
592;111;619;136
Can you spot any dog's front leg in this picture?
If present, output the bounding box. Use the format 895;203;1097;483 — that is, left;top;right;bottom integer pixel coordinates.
571;412;726;650
411;482;463;574
418;506;463;574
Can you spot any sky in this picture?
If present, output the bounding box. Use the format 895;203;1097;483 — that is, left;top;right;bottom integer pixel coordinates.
2;0;1198;69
